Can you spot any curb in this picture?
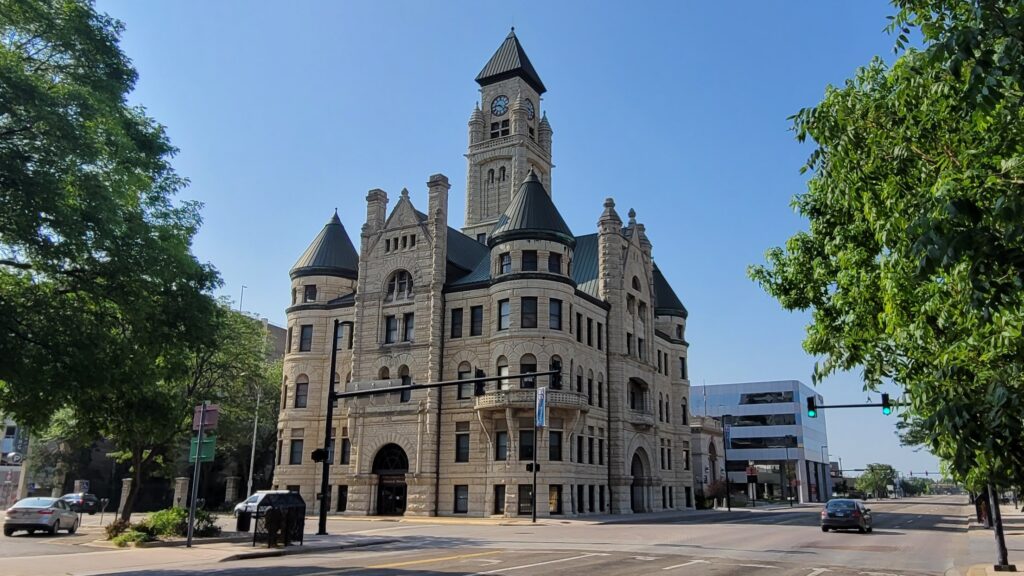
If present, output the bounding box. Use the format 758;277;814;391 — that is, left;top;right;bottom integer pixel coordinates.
220;537;399;561
137;535;251;548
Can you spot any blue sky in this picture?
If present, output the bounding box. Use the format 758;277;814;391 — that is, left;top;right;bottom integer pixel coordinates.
96;0;940;477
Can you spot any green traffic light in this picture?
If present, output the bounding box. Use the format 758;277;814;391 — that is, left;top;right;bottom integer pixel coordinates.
882;406;892;415
808;410;817;417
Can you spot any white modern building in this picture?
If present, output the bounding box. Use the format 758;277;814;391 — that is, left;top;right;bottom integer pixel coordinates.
691;381;831;504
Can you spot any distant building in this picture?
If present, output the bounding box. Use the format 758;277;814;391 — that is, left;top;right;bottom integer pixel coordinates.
691;381;831;503
689;415;724;506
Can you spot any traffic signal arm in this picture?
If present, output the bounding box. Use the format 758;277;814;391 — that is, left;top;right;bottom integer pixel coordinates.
331;369;560;400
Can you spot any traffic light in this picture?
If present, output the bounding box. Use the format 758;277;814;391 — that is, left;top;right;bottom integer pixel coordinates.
881;393;892;415
806;396;817;418
551;360;562;389
474;369;486;396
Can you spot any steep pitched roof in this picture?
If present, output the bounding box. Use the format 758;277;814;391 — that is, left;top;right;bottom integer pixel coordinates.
653;263;688;319
488;170;574;248
290;212;359;280
446;226;489;273
572;233;600;298
476;28;546;95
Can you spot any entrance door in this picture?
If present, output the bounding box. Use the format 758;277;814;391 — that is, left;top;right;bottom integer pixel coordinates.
377;476;407;516
631;452;646;513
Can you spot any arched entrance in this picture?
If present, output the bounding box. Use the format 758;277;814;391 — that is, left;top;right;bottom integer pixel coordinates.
708;442;718;482
630;449;650;513
372;444;409;516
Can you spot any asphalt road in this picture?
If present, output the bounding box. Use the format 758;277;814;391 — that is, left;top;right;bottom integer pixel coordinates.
0;511;113;558
0;495;982;576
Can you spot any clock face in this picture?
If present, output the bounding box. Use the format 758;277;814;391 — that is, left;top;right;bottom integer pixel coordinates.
525;98;535;120
491;95;509;116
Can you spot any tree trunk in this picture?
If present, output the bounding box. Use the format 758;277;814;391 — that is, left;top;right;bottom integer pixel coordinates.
988;483;1010;568
118;450;145;522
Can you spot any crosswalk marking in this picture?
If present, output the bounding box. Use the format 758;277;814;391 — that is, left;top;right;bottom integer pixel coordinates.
663;560;711;570
476;553;609;574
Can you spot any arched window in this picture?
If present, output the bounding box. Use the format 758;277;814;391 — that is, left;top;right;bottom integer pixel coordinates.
488;169;495;183
576;366;584;393
632;276;641;291
499;166;506;181
378;366;390;380
658;393;664;421
680;399;688;425
519;354;537;388
587;369;594;405
597;374;604;408
627;295;636;315
549;355;563;390
385;270;413;302
294;374;309;409
497;356;509;390
399;365;411;402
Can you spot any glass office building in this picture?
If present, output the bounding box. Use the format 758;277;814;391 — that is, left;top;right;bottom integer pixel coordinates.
691;381;831;503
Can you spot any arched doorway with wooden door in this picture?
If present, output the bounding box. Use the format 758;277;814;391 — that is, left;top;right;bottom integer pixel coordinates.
630;448;651;513
372;444;409;516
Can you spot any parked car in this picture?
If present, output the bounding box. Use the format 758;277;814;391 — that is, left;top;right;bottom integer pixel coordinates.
821;498;873;533
233;490;293;517
4;497;80;536
60;493;100;514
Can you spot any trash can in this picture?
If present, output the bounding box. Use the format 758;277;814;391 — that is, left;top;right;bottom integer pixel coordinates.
236;510;251;532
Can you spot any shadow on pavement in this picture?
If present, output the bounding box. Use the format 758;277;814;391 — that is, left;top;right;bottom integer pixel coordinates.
612;509;967;533
92;568;483;576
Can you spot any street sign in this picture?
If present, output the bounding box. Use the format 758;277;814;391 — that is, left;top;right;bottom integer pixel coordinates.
192;404;219;430
535;387;547;428
188;434;216;463
81;480;90;493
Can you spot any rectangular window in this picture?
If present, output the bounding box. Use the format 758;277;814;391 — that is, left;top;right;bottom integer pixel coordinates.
451;308;463;338
336;485;348;512
549;485;563;514
384;315;397;344
587;378;593;405
294;383;308;408
286;327;293;353
410;234;416;247
576;313;583;342
587;318;593;346
341;437;351;464
454;485;469;514
657;350;662;372
519;429;535;461
457;367;473;399
638;337;645;359
299;325;313;352
588;437;594;465
495;431;508;461
680;357;688;380
455;432;470;462
599;439;605;465
403;312;414;342
597;323;603;350
498;299;510;330
499;364;510;389
738;391;793;404
577;435;584;464
599;486;606;511
494;485;506;514
521;297;537;328
277;439;283;465
289;439;303;465
588;485;595;512
548;252;562;274
730;414;798;426
477;233;486;244
518;484;533;515
549;299;562;330
470;306;483;336
303;284;317;303
522;250;538;271
327;429;335;464
577;485;585;513
549;430;562;461
626;333;633;355
499;252;512;274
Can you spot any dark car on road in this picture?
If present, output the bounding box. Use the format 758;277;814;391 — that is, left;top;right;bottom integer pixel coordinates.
60;493;99;515
821;498;873;533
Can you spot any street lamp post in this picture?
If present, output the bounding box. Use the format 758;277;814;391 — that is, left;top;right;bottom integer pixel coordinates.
246;381;261;498
784;435;795;507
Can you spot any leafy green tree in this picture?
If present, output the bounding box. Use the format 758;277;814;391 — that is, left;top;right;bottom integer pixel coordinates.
856;464;897;499
1;1;223;518
750;0;1023;565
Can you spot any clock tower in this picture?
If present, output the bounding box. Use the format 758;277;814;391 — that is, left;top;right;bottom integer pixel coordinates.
463;29;553;243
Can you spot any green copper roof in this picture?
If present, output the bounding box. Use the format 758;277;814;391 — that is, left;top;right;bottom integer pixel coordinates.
488;170;574;248
653;264;688;319
476;28;546;95
290;212;359;280
572;233;600;298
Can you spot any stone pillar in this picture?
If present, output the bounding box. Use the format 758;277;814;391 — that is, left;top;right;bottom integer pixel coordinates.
173;477;189;508
225;476;241;503
51;485;61;497
117;477;132;515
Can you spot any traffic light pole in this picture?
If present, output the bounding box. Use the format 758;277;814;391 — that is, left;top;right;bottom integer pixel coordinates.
317;320;340;536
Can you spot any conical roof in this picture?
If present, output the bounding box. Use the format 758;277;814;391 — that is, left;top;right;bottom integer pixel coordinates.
653;264;688;319
488;170;574;248
476;28;546;95
290;212;359;280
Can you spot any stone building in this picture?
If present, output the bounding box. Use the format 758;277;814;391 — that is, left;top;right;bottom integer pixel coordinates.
274;30;693;517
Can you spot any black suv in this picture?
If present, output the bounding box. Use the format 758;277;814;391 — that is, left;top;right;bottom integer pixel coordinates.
61;493;100;514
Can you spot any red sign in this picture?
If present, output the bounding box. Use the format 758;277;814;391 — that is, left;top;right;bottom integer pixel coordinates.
192;404;219;430
746;466;757;476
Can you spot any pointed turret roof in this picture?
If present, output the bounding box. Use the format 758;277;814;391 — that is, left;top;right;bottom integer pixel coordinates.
488;169;574;248
653;264;688;319
476;28;546;95
290;211;359;280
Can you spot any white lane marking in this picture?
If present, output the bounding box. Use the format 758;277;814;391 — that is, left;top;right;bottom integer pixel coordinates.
468;559;503;565
807;569;832;576
663;560;711;570
633;556;660;560
352;524;425;534
739;564;777;568
477;553;609;574
860;572;899;576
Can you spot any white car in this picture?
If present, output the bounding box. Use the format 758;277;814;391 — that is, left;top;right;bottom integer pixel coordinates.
4;497;80;536
233;490;292;517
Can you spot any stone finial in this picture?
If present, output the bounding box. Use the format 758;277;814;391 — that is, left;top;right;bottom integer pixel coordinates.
628;208;637;226
604;198;615;209
470;102;484;124
400;187;410;199
600;197;621;224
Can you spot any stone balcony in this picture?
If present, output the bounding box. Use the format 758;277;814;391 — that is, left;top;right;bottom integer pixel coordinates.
474;388;590;413
626;401;656;427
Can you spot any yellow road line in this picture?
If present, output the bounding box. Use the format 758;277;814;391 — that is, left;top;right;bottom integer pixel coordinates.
369;550;501;569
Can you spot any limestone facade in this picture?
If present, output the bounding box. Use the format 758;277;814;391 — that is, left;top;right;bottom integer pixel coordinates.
273;30;693;518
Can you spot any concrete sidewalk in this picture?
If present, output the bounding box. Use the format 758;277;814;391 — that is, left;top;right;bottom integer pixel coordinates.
965;501;1024;575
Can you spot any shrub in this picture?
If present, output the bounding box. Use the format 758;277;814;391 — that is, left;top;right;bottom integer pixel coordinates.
105;518;130;540
193;509;221;537
111;529;154;547
147;507;189;537
130;521;155;537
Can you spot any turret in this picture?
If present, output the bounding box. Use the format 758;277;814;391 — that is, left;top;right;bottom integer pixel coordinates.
469;103;485;145
364;189;387;236
511;90;528;137
598;198;623;298
538;111;552;155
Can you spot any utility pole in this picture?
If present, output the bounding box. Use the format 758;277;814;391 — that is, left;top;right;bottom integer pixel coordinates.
317;320;340;536
246;382;261;498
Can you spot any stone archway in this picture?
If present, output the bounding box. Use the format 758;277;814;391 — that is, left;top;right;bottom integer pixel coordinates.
372;444;409;516
708;441;718;482
630;448;651;513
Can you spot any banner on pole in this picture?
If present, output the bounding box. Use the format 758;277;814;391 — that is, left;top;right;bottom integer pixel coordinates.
535;387;547;428
188;434;216;463
193;404;219;430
